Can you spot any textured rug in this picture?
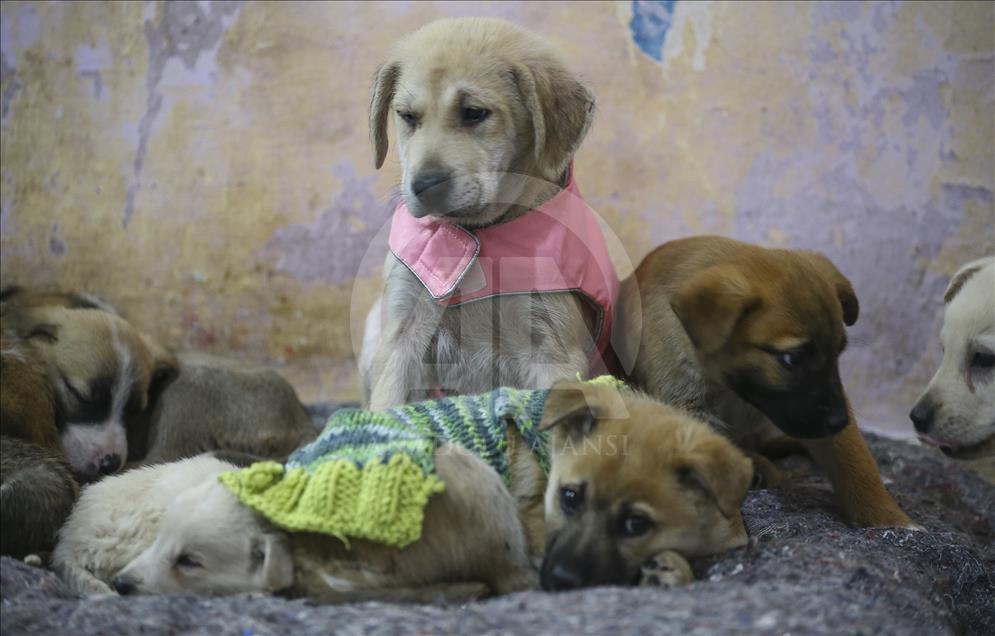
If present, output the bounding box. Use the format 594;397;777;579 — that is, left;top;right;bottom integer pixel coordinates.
2;434;993;636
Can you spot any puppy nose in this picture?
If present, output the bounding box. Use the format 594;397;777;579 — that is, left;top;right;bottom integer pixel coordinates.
545;563;585;591
411;172;451;198
99;454;122;475
826;409;849;433
910;401;935;433
112;575;135;595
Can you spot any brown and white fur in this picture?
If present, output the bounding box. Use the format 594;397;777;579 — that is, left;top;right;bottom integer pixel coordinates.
1;290;177;481
619;236;913;528
911;257;995;461
360;18;603;408
102;381;751;598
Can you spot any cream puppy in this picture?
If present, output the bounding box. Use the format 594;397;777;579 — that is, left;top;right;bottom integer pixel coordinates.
911;257;995;459
361;18;611;408
52;454;237;594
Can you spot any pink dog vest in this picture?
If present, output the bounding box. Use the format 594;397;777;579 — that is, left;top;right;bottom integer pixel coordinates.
388;171;620;373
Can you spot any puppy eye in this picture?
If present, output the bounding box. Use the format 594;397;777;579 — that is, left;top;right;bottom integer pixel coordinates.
619;514;653;538
397;110;418;126
461;107;490;126
971;351;995;370
559;486;583;515
775;350;805;369
175;554;202;568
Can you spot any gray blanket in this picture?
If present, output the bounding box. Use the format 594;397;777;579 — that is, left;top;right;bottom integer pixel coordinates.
2;434;993;636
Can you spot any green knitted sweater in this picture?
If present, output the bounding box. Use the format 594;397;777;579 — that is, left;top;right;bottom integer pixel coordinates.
219;386;555;549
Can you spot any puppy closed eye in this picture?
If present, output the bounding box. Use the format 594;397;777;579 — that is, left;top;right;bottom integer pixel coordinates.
175;554;202;569
396;110;418;127
63;379;93;404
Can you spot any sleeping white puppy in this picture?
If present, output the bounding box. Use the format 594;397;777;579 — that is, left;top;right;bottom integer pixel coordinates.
911;256;994;460
52;454;238;594
109;444;534;602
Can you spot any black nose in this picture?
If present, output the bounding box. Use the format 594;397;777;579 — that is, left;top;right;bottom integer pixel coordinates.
112;575;135;595
543;562;585;591
99;454;122;475
411;172;451;198
826;409;850;433
910;401;935;433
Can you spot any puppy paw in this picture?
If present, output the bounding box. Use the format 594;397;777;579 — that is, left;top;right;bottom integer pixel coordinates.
638;550;693;589
23;554;43;568
743;452;784;489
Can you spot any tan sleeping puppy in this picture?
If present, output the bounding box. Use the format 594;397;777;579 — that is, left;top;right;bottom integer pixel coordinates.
619;236;913;528
3;288;315;470
109;381;752;598
911;257;995;460
1;289;176;481
361;17;605;408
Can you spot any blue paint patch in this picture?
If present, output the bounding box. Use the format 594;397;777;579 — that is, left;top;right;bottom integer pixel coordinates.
630;0;677;62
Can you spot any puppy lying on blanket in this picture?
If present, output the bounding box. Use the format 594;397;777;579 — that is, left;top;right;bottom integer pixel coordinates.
52;454;239;594
103;378;752;599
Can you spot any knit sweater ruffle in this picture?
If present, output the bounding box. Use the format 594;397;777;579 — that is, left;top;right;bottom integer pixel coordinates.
218;386;554;549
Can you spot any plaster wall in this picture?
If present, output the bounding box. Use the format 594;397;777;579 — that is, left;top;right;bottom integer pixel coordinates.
2;1;992;435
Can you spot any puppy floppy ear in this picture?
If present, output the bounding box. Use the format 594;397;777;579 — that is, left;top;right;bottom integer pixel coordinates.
671;265;759;354
511;60;595;181
370;62;400;170
540;380;596;439
253;533;294;592
676;436;753;519
802;252;859;326
943;257;992;304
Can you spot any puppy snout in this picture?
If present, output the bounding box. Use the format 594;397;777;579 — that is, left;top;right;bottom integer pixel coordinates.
112;575;136;595
411;171;451;200
910;401;935;433
542;562;586;591
99;454;122;475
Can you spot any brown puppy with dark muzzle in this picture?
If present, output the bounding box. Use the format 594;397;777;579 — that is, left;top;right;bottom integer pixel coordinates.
617;236;913;528
539;382;753;590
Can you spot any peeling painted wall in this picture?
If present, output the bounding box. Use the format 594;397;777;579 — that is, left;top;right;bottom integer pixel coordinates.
1;1;992;435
